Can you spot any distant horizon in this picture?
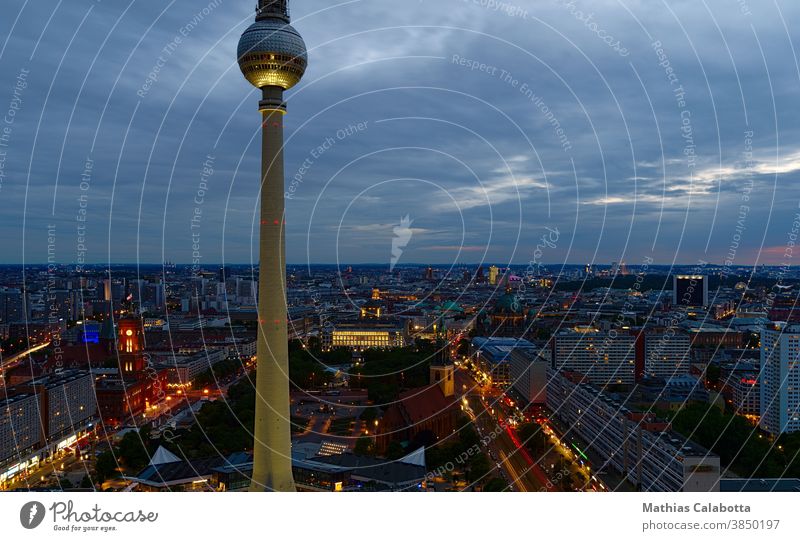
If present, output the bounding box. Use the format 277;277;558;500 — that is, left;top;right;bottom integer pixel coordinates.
2;262;793;269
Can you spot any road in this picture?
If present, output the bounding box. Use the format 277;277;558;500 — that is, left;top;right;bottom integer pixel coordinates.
467;394;552;492
4;438;94;491
455;358;602;492
0;341;51;378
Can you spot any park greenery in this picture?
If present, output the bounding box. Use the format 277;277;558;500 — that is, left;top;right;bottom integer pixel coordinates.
164;380;257;459
351;341;437;405
288;339;345;389
194;358;242;388
667;403;800;478
424;415;492;486
95;428;155;482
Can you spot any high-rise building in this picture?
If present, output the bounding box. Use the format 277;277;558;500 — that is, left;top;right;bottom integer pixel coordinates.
237;0;308;492
642;331;691;379
0;393;40;473
488;265;499;285
546;369;720;492
0;288;27;323
760;323;800;435
673;275;709;307
237;279;257;302
552;327;636;385
509;348;548;404
1;371;97;487
144;283;165;309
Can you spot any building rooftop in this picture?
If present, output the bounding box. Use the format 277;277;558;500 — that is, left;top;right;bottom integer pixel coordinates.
472;337;535;363
307;453;426;486
720;478;800;492
15;369;91;390
551;370;714;459
131;452;252;488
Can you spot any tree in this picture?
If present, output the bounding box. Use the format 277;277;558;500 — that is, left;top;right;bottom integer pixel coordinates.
560;472;576;492
457;339;471;357
306;336;321;352
118;431;150;471
59;478;74;490
467;454;491;483
161;379;258;459
354;435;375;456
80;475;94;489
194;359;240;388
667;403;796;478
704;363;721;386
385;441;406;460
483;478;508;492
95;452;118;483
360;407;378;424
354;345;437;402
536;327;553;341
456;416;480;448
518;423;549;458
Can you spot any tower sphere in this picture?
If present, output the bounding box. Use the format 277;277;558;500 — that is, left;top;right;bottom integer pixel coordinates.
238;18;307;90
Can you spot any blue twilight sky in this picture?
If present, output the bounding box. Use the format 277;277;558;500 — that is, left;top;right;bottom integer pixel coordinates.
0;0;799;269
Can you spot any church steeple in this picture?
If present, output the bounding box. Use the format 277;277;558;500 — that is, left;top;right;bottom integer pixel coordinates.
430;315;454;397
432;315;449;367
501;271;512;293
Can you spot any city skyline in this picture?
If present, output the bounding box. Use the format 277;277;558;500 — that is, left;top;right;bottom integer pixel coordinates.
5;0;800;514
1;1;799;267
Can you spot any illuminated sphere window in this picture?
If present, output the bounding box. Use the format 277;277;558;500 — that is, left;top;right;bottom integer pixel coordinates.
237;18;307;90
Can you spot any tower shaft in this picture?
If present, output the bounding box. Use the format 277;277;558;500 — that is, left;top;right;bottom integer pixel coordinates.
250;87;295;492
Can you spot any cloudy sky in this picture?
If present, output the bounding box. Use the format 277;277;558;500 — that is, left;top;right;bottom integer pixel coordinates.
1;0;799;268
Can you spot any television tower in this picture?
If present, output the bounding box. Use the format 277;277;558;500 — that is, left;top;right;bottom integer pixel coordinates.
237;0;308;491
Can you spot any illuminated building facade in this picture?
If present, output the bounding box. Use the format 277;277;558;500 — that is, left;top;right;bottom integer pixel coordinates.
552;328;636;386
321;322;406;351
488;265;499;285
95;316;168;427
642;331;691;379
731;375;760;416
0;393;40;473
360;299;382;319
547;369;720;492
472;336;536;386
508;348;548;404
1;370;97;487
673;275;709;308
117;317;146;375
760;323;800;435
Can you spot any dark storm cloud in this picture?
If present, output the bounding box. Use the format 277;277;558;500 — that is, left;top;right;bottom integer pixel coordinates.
0;0;798;267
